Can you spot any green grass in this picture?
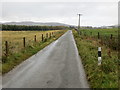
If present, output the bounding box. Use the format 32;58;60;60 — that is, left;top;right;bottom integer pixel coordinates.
81;28;118;36
73;30;118;88
79;28;118;51
2;30;67;74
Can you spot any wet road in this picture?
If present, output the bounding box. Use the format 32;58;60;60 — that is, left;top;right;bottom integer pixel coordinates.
3;30;89;88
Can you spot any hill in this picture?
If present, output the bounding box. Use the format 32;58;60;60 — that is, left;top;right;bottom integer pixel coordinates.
2;21;70;26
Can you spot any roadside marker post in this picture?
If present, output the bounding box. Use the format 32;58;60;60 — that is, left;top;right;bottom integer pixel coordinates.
98;47;102;66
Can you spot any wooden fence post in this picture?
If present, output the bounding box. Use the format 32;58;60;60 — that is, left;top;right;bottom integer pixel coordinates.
46;33;48;38
110;34;113;39
98;32;100;39
23;37;25;48
5;41;8;56
34;35;36;42
49;33;51;38
42;34;44;42
91;32;92;36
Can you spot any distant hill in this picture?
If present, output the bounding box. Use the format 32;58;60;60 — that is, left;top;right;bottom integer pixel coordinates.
2;21;70;26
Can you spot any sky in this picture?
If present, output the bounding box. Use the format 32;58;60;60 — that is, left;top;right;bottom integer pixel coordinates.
0;0;119;27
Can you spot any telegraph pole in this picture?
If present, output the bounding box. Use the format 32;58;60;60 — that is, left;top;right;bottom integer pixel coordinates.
77;14;82;35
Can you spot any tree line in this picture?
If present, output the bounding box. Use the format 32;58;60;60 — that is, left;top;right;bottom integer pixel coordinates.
2;24;69;31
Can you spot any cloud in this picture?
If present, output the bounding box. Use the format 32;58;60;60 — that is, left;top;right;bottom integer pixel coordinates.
1;2;118;26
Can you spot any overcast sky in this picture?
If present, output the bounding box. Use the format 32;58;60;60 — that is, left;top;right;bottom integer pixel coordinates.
0;0;119;27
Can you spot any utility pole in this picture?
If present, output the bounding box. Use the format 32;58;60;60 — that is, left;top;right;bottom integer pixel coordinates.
77;14;82;35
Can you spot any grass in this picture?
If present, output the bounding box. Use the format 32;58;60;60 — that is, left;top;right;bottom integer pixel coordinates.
2;30;61;54
2;30;67;74
81;28;118;36
80;28;118;51
73;29;118;88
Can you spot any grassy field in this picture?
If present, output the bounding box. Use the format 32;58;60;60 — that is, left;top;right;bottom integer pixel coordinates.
2;30;60;54
73;28;118;88
1;30;67;74
81;28;118;36
80;28;118;51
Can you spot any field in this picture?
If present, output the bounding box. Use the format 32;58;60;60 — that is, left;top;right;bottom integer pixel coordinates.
80;28;118;50
1;30;67;74
81;28;118;36
73;28;118;88
2;30;60;54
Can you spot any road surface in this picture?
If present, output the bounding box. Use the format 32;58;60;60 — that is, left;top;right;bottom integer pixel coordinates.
3;30;89;88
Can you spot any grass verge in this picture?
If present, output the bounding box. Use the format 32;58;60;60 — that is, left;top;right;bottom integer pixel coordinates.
73;30;118;88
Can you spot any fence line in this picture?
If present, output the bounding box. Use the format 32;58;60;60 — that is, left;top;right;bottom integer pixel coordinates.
3;31;64;57
80;31;118;50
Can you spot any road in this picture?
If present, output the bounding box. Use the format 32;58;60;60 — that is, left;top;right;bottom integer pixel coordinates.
3;30;89;88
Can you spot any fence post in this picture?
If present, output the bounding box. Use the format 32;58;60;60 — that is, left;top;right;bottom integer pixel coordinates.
52;32;53;36
46;33;48;38
49;33;51;38
110;34;113;39
5;41;8;56
98;32;100;39
42;34;44;42
91;32;92;36
34;35;36;42
23;37;25;48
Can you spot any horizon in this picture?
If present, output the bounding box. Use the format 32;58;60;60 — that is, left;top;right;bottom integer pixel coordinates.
0;21;117;27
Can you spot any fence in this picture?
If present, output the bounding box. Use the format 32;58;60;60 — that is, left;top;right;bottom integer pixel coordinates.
79;31;118;51
3;31;64;57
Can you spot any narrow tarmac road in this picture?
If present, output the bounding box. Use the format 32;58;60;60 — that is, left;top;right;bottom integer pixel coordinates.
3;30;89;88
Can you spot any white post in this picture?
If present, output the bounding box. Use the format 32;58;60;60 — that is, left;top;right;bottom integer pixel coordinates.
98;47;102;66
